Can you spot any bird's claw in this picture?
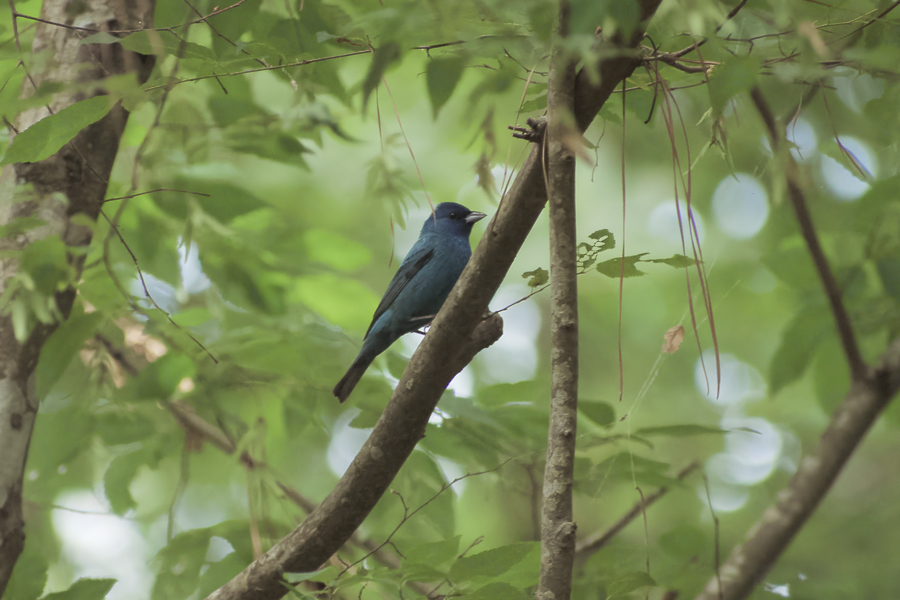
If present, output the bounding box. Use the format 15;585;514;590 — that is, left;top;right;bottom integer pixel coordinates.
509;117;547;143
409;314;435;334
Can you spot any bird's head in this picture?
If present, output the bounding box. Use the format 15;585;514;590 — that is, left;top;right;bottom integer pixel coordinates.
422;202;487;237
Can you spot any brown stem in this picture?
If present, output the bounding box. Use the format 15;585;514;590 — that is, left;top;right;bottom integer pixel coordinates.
749;87;866;381
536;1;579;599
574;462;701;558
693;337;900;600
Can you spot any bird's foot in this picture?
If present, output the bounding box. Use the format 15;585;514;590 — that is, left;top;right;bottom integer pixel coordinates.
409;314;435;334
509;117;547;143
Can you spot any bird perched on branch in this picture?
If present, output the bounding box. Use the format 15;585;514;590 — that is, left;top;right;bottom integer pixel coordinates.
333;202;487;402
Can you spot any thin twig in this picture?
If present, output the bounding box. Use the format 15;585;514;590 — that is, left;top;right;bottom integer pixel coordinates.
575;461;700;558
669;0;751;59
102;188;211;203
12;0;251;35
344;460;511;573
141;50;372;91
100;209;219;363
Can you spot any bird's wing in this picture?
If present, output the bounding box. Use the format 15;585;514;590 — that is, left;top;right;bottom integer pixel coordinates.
365;245;435;337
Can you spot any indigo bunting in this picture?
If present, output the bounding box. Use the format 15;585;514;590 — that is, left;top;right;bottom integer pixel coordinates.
333;202;487;402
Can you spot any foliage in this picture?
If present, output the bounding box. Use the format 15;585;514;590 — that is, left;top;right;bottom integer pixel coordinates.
3;0;900;598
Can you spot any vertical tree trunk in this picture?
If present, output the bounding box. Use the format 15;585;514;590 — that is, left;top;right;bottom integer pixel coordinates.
536;1;579;598
0;0;154;593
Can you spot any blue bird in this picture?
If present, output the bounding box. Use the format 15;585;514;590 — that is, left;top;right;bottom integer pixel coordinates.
333;202;487;402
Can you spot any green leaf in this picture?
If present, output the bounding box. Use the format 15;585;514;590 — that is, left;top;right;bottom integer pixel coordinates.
647;253;697;268
284;566;339;583
579;401;615;428
2;96;114;165
0;215;46;238
634;424;730;437
135;353;196;401
449;542;537;583
104;450;145;514
42;578;116;600
400;563;448;583
5;540;49;600
708;55;759;116
426;56;466;118
876;256;900;301
406;535;461;568
97;412;155;446
35;309;104;399
348;407;380;429
821;141;872;182
769;306;831;394
478;381;542;407
522;268;549;287
79;32;122;45
20;233;71;294
813;339;851;414
588;228;615;250
596;253;648;278
659;524;708;558
303;228;373;272
362;42;402;112
197;553;246;598
151;530;211;600
763;243;819;289
607;570;656;598
172;308;212;327
465;582;531;600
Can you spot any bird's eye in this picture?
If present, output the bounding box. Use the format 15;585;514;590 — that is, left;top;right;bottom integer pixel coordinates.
449;212;457;219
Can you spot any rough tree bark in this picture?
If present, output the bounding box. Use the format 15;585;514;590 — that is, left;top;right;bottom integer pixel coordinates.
535;0;579;598
0;0;154;593
206;2;663;599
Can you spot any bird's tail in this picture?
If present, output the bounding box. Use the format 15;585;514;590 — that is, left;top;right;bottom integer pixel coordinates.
332;356;373;403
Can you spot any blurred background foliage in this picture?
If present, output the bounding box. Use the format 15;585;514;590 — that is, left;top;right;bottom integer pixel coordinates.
3;0;900;598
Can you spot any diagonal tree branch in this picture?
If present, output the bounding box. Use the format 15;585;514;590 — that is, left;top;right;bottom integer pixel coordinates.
693;336;900;600
749;87;866;380
690;87;900;600
205;2;665;599
536;0;579;598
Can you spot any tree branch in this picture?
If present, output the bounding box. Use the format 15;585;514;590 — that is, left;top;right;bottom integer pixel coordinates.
536;0;579;598
749;87;866;381
205;2;665;599
694;336;900;600
575;461;701;559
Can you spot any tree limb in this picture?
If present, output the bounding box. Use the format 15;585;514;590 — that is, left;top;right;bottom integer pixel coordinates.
691;88;900;600
749;87;865;381
694;336;900;600
205;2;665;599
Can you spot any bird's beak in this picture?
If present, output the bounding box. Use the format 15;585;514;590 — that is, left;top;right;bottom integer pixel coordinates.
466;211;487;224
